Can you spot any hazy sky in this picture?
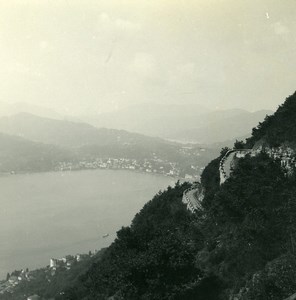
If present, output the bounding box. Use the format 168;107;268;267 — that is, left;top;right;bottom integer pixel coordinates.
0;0;295;115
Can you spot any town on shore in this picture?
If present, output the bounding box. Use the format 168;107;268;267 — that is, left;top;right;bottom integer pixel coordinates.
0;250;99;299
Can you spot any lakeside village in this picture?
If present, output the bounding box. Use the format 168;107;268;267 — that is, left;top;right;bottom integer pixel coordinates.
55;152;205;181
0;251;97;299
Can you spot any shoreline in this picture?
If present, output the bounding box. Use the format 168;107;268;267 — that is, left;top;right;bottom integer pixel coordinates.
0;166;184;181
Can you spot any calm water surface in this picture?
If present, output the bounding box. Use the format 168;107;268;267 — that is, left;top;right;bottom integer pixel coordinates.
0;170;174;279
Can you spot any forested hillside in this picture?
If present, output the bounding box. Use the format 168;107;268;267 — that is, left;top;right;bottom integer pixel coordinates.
246;91;296;148
60;181;224;300
58;152;296;299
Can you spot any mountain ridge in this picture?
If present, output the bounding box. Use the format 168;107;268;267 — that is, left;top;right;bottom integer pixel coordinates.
81;104;273;144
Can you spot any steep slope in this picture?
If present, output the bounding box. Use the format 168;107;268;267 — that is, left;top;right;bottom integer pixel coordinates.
198;91;296;299
201;152;296;299
59;182;224;300
246;91;296;148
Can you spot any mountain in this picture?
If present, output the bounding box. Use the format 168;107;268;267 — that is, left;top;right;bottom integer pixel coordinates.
246;91;296;148
0;101;62;119
170;109;272;144
80;102;211;139
0;133;73;173
0;112;169;148
82;104;272;144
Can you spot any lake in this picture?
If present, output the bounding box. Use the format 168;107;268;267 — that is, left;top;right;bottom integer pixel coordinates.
0;169;175;279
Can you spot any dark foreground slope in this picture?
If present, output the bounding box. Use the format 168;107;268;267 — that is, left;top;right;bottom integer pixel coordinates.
60;92;296;300
60;182;224;300
4;157;296;299
60;153;296;300
246;91;296;148
201;153;296;299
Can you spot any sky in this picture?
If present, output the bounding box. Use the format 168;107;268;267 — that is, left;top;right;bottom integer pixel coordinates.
0;0;295;115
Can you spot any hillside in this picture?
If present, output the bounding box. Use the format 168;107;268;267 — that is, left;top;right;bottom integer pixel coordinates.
58;151;296;299
0;113;167;148
246;91;296;148
0;133;73;173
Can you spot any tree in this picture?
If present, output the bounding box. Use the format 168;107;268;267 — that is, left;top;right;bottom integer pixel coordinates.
234;140;245;149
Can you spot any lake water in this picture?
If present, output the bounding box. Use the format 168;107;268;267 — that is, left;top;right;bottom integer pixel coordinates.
0;170;175;279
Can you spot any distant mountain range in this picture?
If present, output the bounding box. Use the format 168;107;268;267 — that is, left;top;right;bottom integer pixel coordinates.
170;109;273;144
79;103;273;144
0;101;62;120
0;101;273;145
0;112;169;148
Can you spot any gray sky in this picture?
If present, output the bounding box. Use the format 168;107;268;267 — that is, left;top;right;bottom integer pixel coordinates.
0;0;295;115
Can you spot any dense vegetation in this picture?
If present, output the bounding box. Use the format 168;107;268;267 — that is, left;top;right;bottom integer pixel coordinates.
246;91;296;148
60;182;224;300
57;151;296;300
202;153;296;299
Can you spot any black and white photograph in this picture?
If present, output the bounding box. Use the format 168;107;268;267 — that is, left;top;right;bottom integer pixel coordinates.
0;1;295;299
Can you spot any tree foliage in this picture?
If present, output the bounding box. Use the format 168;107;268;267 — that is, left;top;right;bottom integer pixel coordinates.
246;91;296;148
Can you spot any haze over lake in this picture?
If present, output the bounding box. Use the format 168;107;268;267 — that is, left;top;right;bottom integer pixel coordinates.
0;169;174;279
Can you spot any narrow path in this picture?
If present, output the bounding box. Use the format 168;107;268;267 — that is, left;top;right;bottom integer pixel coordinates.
219;149;253;184
182;186;204;212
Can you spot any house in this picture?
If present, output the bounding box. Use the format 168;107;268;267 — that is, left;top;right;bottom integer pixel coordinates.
27;295;41;300
8;276;18;285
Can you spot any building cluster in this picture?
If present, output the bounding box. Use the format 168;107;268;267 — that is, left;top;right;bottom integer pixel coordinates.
50;253;90;272
1;251;96;298
54;146;208;179
0;269;33;295
56;157;182;177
